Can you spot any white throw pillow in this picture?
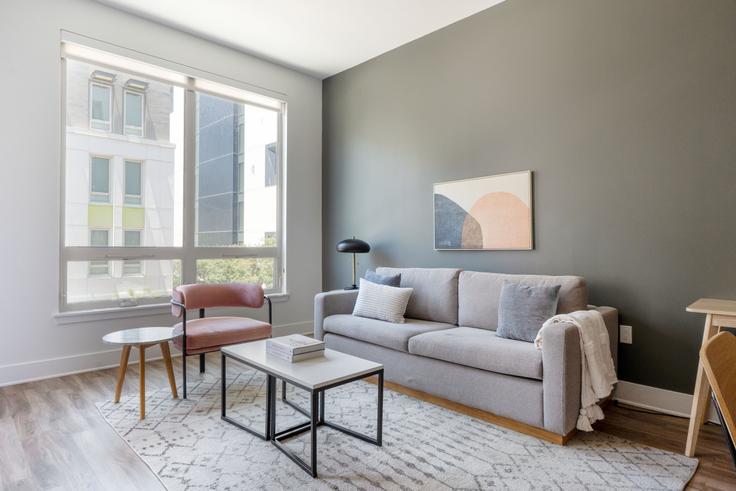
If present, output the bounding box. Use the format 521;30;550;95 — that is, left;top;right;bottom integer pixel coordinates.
352;278;413;323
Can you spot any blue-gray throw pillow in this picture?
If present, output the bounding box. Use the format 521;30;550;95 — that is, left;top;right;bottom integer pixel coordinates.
364;270;401;287
496;281;561;342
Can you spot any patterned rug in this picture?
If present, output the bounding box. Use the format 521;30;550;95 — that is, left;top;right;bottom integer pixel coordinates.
97;369;697;490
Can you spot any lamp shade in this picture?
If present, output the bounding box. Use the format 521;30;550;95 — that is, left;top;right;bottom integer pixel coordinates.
336;238;370;254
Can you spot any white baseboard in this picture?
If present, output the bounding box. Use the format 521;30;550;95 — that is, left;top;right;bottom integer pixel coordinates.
0;320;313;387
614;380;719;424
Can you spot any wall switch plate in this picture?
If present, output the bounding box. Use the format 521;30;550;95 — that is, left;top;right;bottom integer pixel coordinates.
620;325;633;344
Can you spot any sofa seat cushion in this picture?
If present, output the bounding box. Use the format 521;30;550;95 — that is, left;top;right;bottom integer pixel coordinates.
173;317;271;354
323;314;455;352
408;327;543;380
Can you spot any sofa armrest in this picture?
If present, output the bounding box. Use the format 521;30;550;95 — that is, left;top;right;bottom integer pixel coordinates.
588;305;619;372
542;321;582;435
314;290;359;340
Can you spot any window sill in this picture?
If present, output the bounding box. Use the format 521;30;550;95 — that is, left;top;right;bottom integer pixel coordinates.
54;292;290;325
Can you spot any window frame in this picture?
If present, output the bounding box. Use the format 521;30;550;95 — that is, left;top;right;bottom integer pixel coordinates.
60;44;286;313
123;88;145;136
123;159;144;206
89;81;112;132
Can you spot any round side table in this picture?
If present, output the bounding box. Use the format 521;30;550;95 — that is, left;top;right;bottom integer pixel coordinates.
103;327;180;419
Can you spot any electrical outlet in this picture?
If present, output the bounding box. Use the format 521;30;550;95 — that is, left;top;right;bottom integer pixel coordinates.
620;325;633;344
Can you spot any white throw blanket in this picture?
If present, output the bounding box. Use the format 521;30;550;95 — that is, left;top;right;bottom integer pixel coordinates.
535;310;618;431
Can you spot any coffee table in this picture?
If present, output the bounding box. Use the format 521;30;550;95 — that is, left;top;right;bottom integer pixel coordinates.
102;327;180;419
221;340;384;477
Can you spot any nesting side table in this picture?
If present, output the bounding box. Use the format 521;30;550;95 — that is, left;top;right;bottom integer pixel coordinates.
685;298;736;457
102;327;180;419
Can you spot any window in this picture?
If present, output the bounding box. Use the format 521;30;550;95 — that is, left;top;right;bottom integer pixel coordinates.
61;45;285;311
90;156;110;203
265;142;277;187
88;229;110;276
124;89;144;136
89;82;112;131
124;160;142;205
196;93;280;248
122;230;142;275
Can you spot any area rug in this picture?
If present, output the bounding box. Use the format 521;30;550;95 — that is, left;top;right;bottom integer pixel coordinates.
97;369;697;490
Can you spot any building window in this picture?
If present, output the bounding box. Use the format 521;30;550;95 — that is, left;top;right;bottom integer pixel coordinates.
122;230;142;275
265;142;278;187
90;156;110;203
88;229;110;276
61;45;285;312
124;160;143;205
124;89;144;136
89;82;112;131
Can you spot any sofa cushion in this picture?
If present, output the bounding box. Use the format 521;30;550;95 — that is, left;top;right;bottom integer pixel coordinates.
376;267;461;324
353;279;413;323
458;271;588;331
364;270;401;287
496;282;561;342
323;314;455;352
408;326;543;380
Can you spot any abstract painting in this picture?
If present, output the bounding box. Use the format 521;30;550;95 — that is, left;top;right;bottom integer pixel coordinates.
434;171;533;250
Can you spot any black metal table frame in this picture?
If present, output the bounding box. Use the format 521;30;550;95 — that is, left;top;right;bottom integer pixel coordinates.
221;351;383;478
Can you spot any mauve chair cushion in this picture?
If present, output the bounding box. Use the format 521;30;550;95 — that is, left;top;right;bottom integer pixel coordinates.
173;316;271;353
171;283;264;316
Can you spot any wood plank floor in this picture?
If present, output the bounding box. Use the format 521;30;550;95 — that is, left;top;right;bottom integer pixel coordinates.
1;352;734;490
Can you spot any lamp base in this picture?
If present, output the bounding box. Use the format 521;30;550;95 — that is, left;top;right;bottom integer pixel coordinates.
344;285;358;290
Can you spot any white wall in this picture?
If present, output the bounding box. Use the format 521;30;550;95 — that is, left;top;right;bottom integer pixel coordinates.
0;0;322;385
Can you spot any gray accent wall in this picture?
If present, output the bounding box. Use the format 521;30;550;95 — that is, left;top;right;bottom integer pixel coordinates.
322;0;736;394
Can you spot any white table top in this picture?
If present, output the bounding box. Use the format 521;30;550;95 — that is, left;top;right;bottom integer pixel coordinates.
102;327;179;346
222;339;383;390
687;298;736;316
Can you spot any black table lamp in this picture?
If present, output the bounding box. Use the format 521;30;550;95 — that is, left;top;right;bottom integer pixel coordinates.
336;237;371;290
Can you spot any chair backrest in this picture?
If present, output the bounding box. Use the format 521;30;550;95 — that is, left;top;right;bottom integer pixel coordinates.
701;331;736;445
171;283;264;317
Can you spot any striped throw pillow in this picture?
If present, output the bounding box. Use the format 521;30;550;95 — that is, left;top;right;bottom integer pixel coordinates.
352;278;413;323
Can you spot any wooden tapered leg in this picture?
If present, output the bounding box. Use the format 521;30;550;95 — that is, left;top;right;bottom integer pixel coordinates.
686;314;718;457
698;326;721;426
113;346;131;403
160;342;178;399
139;345;146;420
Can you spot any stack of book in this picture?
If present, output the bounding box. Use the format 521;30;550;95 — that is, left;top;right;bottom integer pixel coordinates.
266;334;325;363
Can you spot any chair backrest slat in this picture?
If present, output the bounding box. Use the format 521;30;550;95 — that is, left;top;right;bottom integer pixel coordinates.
701;332;736;445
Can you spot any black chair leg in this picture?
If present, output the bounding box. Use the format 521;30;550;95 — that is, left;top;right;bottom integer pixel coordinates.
183;353;187;399
200;353;206;373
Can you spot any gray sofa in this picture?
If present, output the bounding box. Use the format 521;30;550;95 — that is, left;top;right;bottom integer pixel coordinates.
314;267;618;439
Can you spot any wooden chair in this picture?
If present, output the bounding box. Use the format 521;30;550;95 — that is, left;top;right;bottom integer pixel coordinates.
700;331;736;468
171;283;272;399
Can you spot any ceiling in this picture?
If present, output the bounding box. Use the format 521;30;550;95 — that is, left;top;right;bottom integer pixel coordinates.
94;0;506;79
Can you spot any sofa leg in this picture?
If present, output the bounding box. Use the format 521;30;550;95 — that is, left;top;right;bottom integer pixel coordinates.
199;353;205;373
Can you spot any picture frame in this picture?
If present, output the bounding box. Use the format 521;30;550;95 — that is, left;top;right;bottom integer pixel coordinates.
433;170;533;251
